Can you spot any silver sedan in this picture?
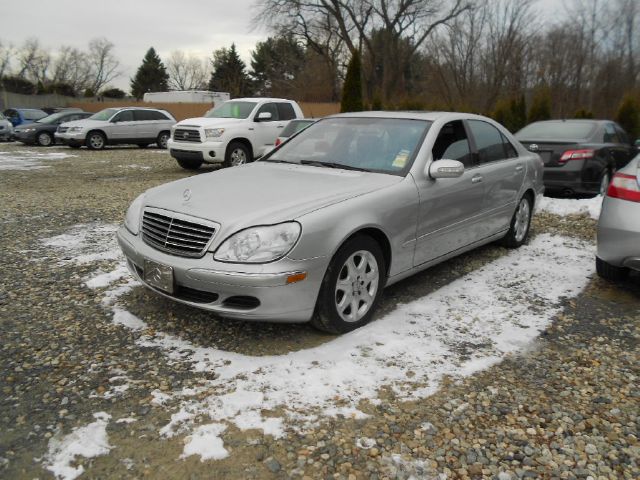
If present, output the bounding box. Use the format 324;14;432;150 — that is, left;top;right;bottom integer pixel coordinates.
117;112;544;333
597;153;640;280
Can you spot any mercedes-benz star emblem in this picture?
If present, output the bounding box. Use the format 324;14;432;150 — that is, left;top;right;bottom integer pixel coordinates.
149;267;163;283
183;188;192;202
528;144;539;151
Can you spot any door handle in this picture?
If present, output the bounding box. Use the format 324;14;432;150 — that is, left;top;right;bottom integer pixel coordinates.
276;125;284;128
471;175;483;184
515;165;524;172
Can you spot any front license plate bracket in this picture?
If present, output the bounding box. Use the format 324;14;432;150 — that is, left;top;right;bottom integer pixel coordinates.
143;259;174;294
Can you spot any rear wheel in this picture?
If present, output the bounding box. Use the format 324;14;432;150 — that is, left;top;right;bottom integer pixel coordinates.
596;257;629;281
86;131;106;150
157;131;170;149
311;235;385;334
223;141;251;167
36;131;54;146
500;195;532;248
176;158;203;170
598;170;611;196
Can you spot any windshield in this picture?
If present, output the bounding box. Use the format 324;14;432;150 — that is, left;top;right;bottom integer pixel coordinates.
23;110;47;120
205;101;257;119
89;108;119;121
263;117;431;175
37;112;69;124
516;121;597;141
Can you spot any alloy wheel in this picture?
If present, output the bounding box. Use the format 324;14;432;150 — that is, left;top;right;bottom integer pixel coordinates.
230;148;247;166
513;198;531;243
334;250;379;323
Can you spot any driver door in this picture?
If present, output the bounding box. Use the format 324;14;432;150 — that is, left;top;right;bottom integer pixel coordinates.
253;103;285;152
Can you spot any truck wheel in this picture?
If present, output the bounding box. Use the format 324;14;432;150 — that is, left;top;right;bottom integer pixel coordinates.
224;142;251;167
177;158;203;170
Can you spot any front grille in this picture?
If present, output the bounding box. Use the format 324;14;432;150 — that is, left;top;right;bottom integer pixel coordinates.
141;210;216;258
173;128;201;143
57;126;69;133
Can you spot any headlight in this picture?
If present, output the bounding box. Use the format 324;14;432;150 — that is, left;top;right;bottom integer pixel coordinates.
124;194;145;235
204;128;225;138
214;222;301;263
23;128;36;132
68;126;83;133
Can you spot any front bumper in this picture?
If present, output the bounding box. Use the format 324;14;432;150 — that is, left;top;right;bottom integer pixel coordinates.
55;131;87;146
597;196;640;271
14;130;37;143
116;226;328;322
168;139;225;164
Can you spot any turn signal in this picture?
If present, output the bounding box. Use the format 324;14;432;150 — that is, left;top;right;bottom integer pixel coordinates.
286;272;307;284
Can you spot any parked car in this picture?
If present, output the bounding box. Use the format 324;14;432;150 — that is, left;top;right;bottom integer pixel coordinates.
118;111;543;333
14;110;92;146
515;119;636;196
275;119;316;148
3;108;48;127
0;112;14;141
596;153;640;280
167;98;304;169
55;107;176;150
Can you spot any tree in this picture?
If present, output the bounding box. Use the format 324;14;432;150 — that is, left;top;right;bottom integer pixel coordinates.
207;44;252;97
101;87;126;99
250;35;305;97
573;108;594;118
87;38;120;94
492;94;527;132
341;51;364;112
16;38;51;90
1;75;35;94
166;50;209;90
0;40;14;79
615;94;640;140
130;47;169;100
51;46;91;96
528;87;552;123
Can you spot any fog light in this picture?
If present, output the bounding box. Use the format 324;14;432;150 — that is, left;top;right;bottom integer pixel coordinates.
209;151;216;157
286;272;307;284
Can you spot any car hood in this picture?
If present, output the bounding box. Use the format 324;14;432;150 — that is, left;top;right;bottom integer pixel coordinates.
142;162;402;236
175;117;248;128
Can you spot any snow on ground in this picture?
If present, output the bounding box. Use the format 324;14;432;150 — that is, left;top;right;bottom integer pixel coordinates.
0;149;76;171
41;220;595;463
44;412;112;480
537;194;603;220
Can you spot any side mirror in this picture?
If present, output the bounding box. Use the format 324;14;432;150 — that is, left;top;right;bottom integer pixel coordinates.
256;111;272;121
428;159;465;179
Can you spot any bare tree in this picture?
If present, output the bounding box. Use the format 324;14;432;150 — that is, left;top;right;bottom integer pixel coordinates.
17;38;51;87
87;37;120;94
51;46;92;94
0;40;14;79
166;50;209;90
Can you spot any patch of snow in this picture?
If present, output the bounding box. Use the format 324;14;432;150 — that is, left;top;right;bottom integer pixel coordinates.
124;164;152;170
537;195;603;219
44;412;112;480
181;423;229;461
151;390;172;406
85;264;129;289
112;306;147;331
0;149;76;171
356;437;377;449
115;417;137;424
43;224;120;265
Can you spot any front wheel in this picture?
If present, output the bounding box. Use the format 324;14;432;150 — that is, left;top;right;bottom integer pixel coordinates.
86;131;106;150
500;195;532;248
223;141;251;167
157;131;170;149
36;131;54;146
311;235;385;334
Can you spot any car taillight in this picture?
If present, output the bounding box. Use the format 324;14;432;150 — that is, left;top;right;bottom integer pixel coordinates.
558;149;594;164
275;138;282;147
607;172;640;202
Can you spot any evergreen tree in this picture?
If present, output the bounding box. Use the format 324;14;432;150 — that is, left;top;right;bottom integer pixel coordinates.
340;51;364;113
130;47;169;100
492;94;527;133
615;94;640;140
250;35;305;97
208;44;252;98
527;87;552;123
573;108;594;119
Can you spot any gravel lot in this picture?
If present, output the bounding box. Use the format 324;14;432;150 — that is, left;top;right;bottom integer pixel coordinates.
0;143;638;480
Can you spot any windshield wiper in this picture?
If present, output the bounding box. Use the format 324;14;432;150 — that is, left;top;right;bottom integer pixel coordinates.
300;160;371;172
263;158;296;164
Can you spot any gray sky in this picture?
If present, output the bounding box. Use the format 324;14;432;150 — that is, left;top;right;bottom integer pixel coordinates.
1;0;562;92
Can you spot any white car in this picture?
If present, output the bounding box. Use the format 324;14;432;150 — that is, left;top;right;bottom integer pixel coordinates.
167;98;304;169
0;112;14;141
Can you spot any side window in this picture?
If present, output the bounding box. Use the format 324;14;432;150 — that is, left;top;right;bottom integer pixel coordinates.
113;110;134;122
467;120;507;164
152;110;171;120
501;133;519;158
603;123;620;143
431;120;473;167
134;110;154;121
256;103;278;121
614;124;629;144
277;103;296;121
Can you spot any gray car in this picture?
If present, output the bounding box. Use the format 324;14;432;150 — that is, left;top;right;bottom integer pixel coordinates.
0;112;13;141
56;107;176;150
117;112;544;333
596;153;640;280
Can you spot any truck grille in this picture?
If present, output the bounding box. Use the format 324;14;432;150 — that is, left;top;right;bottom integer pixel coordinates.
173;128;201;143
141;210;216;258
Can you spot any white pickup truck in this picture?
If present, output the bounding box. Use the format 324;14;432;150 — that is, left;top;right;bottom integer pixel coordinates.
167;97;304;169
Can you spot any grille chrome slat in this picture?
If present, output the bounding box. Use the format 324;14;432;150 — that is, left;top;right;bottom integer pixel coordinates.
173;128;201;143
142;209;216;258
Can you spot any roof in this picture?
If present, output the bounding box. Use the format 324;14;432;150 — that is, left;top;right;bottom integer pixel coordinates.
327;110;495;122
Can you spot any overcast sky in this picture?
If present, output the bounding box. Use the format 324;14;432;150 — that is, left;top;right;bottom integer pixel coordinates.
1;0;562;92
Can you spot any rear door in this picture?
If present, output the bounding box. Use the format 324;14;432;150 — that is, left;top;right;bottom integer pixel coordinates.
253;102;284;151
466;119;525;235
134;110;156;140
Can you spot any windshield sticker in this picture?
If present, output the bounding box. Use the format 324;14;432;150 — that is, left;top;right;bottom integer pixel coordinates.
392;150;410;168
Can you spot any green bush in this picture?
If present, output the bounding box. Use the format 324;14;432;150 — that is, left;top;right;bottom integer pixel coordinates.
492;95;527;133
615;94;640;140
102;88;126;99
528;88;552;123
573;108;594;119
340;51;364;113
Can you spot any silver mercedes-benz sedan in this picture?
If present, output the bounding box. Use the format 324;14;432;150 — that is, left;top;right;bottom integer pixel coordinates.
117;111;544;333
596;153;640;280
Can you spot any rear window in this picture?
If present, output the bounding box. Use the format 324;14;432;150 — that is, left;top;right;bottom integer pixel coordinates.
516;121;597;140
277;103;297;121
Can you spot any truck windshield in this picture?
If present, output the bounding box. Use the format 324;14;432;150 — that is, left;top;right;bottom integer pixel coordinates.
205;101;257;119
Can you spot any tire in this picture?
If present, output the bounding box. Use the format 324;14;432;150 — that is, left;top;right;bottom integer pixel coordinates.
223;141;251;167
157;131;170;149
500;195;532;248
177;158;203;170
36;131;54;147
596;257;629;281
598;170;611;196
311;235;385;334
137;143;150;149
86;131;106;150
